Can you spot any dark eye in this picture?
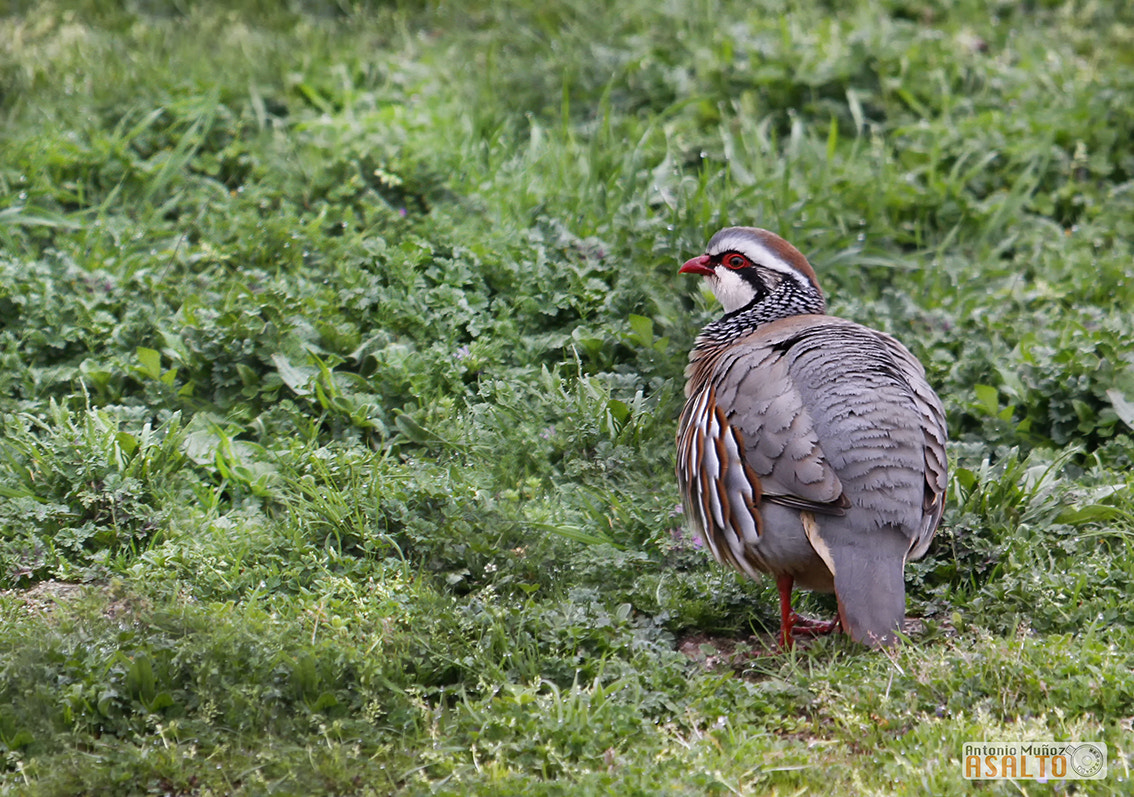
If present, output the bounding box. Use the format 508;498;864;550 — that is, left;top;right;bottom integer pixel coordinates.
724;254;750;270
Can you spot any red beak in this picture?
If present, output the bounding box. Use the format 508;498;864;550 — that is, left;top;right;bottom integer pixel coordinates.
679;254;714;277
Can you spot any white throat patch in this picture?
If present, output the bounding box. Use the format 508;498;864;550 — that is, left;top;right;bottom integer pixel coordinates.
709;268;757;314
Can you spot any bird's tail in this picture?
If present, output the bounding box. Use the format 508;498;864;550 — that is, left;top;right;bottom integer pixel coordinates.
801;513;908;646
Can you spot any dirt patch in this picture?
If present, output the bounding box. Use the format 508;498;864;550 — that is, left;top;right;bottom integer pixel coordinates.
0;580;148;623
678;617;936;669
0;580;87;617
677;631;780;668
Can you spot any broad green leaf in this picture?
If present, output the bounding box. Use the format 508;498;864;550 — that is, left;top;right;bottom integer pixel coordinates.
628;314;653;345
272;353;314;397
973;384;999;416
953;467;978;491
1106;389;1134;429
136;347;162;380
394;412;434;443
527;522;617;548
606;399;630;425
0;204;84;229
1057;504;1130;526
114;431;138;458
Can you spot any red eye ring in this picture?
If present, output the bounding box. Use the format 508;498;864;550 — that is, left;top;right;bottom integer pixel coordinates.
724;253;750;270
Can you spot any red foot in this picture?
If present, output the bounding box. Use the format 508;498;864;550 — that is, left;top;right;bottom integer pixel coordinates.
776;574;840;649
788;612;839;638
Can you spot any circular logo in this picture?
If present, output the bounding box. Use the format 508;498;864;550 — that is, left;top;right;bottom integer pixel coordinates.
1069;743;1105;777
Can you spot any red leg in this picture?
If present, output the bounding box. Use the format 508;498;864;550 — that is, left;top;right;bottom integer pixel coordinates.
776;573;796;649
776;573;840;648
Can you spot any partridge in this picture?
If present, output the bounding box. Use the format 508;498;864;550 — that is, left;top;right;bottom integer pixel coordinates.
676;227;948;647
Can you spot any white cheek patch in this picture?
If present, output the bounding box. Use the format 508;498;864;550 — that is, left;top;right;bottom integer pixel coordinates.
710;268;757;313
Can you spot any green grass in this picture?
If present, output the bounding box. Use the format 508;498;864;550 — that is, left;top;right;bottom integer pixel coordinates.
1;0;1133;793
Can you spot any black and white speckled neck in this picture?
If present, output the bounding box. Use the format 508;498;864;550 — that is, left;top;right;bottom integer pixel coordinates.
697;279;826;348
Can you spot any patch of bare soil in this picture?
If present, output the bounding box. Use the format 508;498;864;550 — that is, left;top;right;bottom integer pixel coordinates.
0;580;150;622
677;617;935;670
0;580;87;617
677;631;779;669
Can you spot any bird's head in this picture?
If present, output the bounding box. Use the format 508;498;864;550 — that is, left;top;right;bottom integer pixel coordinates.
680;227;826;318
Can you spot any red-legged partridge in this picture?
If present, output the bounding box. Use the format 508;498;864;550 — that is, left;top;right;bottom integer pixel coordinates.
676;227;948;647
